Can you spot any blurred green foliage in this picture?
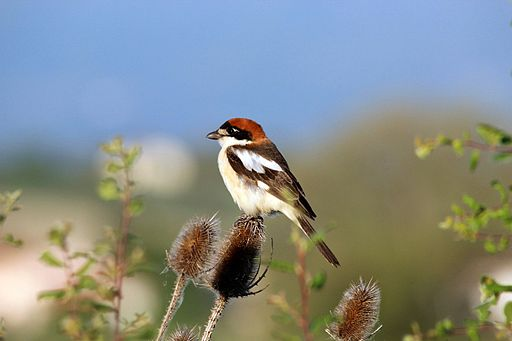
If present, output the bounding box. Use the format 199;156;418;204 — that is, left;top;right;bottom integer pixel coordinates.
37;138;153;341
406;123;512;340
0;189;23;247
0;189;22;339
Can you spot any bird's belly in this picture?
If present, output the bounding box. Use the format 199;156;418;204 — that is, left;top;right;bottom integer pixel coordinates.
218;152;285;216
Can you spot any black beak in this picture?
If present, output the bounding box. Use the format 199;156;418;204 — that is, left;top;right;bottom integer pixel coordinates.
206;130;222;140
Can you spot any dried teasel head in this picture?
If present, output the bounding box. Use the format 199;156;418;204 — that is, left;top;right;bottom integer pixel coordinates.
209;214;268;299
327;278;381;341
167;326;198;341
166;215;220;278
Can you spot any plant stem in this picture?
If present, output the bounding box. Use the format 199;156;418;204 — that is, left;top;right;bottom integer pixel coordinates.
201;296;227;341
155;273;188;341
464;140;512;153
296;243;314;341
61;232;81;341
418;322;501;339
113;168;133;341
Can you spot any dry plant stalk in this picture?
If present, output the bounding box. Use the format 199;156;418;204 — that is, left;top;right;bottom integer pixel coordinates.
156;216;220;341
113;166;134;341
295;233;314;341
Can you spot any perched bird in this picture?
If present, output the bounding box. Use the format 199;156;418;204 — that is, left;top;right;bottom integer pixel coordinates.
207;118;340;267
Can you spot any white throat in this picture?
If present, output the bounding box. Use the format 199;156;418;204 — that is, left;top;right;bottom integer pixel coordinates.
218;136;252;150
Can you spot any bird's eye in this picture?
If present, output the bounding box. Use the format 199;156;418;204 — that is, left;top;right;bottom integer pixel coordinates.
227;127;239;135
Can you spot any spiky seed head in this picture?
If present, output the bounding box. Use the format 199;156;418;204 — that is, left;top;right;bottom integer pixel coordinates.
167;326;198;341
167;215;220;278
327;278;381;341
209;214;266;299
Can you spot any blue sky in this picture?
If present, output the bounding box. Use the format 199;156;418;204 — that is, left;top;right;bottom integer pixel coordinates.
1;1;510;153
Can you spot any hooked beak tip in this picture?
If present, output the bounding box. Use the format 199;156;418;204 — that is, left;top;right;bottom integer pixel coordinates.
207;131;222;140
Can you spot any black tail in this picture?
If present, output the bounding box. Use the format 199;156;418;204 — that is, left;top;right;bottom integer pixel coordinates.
297;216;340;267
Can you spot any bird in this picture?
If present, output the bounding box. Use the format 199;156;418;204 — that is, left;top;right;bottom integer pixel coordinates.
207;118;340;267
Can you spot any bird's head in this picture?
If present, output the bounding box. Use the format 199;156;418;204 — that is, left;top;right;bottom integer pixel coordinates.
207;118;267;147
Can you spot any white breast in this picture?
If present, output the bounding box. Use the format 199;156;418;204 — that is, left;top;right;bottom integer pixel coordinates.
217;147;288;217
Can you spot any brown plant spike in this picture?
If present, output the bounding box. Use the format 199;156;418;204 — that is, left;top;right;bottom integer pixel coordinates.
167;215;220;278
327;278;381;341
209;214;267;299
201;215;268;341
157;215;220;341
167;326;199;341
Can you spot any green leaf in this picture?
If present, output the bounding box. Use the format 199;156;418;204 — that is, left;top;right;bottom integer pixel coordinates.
469;150;480;172
90;301;116;312
496;236;509;253
40;250;64;267
462;194;482;213
451;204;464;216
77;275;97;290
310;314;335;333
491;180;508;204
2;233;23;247
97;178;120;201
268;260;295;273
49;224;71;248
309;271;327;291
434;318;454;337
483;238;497;254
480;275;512;298
439;216;453;230
436;134;452;145
101;137;123;155
76;258;96;276
38;289;66;301
504;301;512;324
464;319;480;341
106;161;124;173
126;246;146;276
494;152;512;162
309;230;327;246
476;123;511;146
128;197;144;217
97;285;117;300
415;144;433;159
475;301;492;322
452;139;464;156
124;146;141;168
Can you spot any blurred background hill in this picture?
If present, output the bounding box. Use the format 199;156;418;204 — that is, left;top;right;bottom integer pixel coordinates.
1;1;511;340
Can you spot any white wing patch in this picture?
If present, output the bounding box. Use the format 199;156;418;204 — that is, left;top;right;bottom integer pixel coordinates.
235;149;283;174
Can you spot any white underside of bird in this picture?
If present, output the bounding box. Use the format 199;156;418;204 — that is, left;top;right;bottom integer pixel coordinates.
217;137;301;225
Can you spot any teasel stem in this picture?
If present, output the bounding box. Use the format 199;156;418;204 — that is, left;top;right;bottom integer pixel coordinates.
155;273;187;341
201;296;227;341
